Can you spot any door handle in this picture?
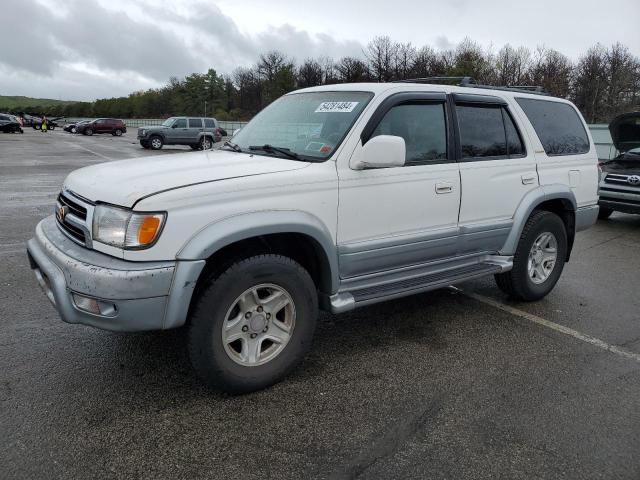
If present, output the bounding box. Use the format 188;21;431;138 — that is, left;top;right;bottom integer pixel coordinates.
435;182;454;194
521;174;537;185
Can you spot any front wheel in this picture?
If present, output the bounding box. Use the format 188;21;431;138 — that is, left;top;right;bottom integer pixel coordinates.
139;140;150;149
495;210;567;301
84;128;93;136
149;135;163;150
188;254;318;393
70;127;77;134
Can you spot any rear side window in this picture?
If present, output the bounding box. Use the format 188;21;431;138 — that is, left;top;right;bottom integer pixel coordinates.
174;118;187;128
456;104;525;159
516;98;589;155
188;118;203;128
371;102;447;165
204;118;215;128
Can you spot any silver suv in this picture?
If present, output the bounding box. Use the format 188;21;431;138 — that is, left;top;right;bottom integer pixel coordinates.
138;116;222;150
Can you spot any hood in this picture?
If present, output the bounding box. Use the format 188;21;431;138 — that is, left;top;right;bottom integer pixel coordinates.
64;149;310;208
609;111;640;152
602;149;640;175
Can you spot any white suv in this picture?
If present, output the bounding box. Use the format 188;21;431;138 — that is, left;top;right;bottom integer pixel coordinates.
27;80;600;392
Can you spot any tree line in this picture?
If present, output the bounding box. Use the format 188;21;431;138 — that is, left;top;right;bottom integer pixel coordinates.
9;37;639;124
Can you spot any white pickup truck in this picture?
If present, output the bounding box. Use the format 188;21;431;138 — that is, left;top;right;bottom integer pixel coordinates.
28;80;599;392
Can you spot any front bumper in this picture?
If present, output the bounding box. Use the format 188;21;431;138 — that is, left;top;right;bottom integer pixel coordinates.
27;216;204;332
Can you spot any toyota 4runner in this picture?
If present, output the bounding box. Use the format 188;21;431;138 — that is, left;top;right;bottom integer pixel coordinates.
27;81;600;392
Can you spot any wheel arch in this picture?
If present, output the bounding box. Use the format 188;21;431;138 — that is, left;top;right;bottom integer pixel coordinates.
501;185;577;260
177;211;340;296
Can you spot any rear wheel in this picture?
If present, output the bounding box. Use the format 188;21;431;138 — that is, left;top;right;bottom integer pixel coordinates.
149;135;163;150
200;136;213;150
188;254;318;393
113;128;123;136
84;128;93;136
598;207;613;219
495;210;567;301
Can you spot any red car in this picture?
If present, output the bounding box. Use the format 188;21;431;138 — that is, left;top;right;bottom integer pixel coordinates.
77;118;127;136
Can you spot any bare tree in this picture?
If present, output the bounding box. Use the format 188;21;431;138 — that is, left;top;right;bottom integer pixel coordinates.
526;46;573;97
335;57;370;83
394;42;417;80
494;44;531;86
365;36;397;82
297;59;323;88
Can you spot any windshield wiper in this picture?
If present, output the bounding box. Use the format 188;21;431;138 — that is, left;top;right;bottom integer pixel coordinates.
249;144;303;161
222;141;243;152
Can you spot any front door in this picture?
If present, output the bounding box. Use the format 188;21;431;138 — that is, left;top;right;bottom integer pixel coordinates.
337;95;461;278
169;118;188;143
453;94;539;254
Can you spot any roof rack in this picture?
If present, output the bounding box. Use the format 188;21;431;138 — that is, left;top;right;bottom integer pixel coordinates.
393;76;549;96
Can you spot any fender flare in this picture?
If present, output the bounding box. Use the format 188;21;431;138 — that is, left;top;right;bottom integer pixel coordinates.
177;210;340;294
500;184;577;256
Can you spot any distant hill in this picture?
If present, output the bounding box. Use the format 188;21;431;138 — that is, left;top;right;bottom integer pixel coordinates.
0;95;78;110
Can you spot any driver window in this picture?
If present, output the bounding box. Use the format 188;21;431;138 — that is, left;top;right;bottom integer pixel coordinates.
371;102;447;165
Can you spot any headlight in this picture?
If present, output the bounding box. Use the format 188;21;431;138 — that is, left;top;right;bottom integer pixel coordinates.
141;129;146;135
92;204;166;249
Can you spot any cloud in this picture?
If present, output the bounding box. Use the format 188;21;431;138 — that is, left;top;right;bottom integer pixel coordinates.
0;0;366;100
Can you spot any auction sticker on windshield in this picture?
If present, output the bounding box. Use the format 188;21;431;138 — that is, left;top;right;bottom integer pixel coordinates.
315;101;359;113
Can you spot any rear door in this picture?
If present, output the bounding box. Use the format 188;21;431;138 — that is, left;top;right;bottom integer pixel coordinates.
454;93;538;255
187;118;203;144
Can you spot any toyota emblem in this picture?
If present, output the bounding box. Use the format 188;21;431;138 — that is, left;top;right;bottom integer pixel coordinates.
56;206;68;222
628;175;640;186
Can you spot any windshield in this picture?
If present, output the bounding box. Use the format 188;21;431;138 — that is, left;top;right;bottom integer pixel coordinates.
231;91;373;161
162;118;176;127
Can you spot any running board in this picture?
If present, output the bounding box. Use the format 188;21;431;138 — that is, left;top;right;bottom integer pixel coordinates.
324;260;509;314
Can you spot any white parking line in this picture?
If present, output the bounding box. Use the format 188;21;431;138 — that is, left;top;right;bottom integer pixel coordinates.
450;286;640;363
64;141;113;161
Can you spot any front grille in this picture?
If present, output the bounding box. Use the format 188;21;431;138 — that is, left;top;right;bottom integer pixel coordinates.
57;192;87;219
55;191;91;245
605;173;640;188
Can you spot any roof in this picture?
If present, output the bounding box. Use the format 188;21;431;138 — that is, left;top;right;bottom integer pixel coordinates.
292;82;570;104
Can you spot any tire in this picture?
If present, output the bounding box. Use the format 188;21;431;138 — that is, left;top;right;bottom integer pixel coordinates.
70;127;77;134
49;125;55;130
188;254;318;393
84;128;93;136
139;140;150;149
598;207;613;219
200;136;213;150
34;124;41;130
113;129;123;136
149;135;163;150
494;210;567;301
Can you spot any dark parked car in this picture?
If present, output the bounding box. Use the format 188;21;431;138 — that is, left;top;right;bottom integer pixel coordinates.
137;116;221;150
598;111;640;218
0;114;23;133
76;118;127;136
64;120;90;133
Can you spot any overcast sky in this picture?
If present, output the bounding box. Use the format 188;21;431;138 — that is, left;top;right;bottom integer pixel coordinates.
1;0;638;101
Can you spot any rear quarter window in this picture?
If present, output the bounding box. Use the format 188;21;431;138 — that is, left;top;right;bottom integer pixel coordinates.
516;98;590;156
204;118;215;128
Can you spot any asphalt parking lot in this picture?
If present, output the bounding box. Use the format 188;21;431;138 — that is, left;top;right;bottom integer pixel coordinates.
1;128;639;479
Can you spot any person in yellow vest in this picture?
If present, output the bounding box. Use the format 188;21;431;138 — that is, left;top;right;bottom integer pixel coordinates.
41;115;48;133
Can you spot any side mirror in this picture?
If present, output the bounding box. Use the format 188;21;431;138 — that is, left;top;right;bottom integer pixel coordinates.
172;124;178;129
350;135;406;170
